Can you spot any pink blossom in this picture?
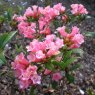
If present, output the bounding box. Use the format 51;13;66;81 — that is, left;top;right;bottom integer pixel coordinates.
47;49;60;57
44;69;51;75
71;4;88;15
55;38;64;49
57;26;67;37
31;74;41;84
36;50;46;59
18;21;36;38
40;26;51;35
24;6;43;18
52;72;62;82
57;26;84;48
19;79;31;89
14;52;29;67
62;15;68;22
53;3;65;13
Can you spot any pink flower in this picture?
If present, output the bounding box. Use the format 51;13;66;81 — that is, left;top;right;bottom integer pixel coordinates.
18;21;36;38
19;79;31;89
44;69;51;75
31;74;41;85
57;26;67;37
24;6;43;18
57;26;84;48
40;26;51;35
24;7;33;17
12;14;27;22
52;72;62;82
71;4;88;15
21;65;37;80
62;15;68;22
36;50;46;59
55;38;64;49
45;34;56;42
53;3;65;13
47;49;60;57
14;52;29;67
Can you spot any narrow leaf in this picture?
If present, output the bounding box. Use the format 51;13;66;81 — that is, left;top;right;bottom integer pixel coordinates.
0;51;6;66
66;73;74;83
0;31;17;49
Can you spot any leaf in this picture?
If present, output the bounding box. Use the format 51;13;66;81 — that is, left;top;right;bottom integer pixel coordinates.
64;50;72;62
66;73;74;83
85;32;95;38
0;31;17;49
29;86;35;95
0;51;6;66
45;62;54;70
52;81;58;89
70;63;80;71
72;49;84;56
61;57;77;69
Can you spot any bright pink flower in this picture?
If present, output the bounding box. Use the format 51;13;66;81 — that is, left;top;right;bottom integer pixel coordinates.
57;26;67;37
53;3;65;13
31;74;41;84
24;6;43;18
47;49;60;57
55;38;64;49
12;14;27;22
52;72;62;82
18;21;28;34
44;69;51;75
24;7;33;17
18;21;36;38
21;65;37;81
19;79;31;89
40;26;51;35
36;50;46;59
62;15;68;22
45;34;56;42
57;26;84;48
71;4;88;15
14;52;29;67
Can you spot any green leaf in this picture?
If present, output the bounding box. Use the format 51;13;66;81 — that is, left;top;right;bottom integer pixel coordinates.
29;86;35;95
87;89;95;95
66;73;74;83
52;81;58;89
0;51;6;66
51;60;60;66
45;62;54;70
85;32;95;38
70;63;80;71
72;49;84;56
64;50;72;62
61;57;77;69
0;31;17;49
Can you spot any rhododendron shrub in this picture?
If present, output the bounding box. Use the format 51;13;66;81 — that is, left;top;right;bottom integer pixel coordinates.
11;3;88;94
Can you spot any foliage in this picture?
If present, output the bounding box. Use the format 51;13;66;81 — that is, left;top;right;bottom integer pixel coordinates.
0;31;17;66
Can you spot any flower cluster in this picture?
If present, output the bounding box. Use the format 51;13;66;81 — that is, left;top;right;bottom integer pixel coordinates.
11;3;88;90
11;53;41;89
57;26;84;48
71;4;88;15
26;34;64;62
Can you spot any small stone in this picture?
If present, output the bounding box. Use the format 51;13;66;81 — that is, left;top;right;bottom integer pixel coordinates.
79;89;85;95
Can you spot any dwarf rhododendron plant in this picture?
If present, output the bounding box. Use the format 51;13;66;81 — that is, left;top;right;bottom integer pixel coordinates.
11;3;88;94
